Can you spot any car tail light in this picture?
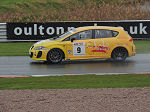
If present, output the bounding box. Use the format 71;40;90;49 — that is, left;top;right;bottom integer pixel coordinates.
129;38;133;42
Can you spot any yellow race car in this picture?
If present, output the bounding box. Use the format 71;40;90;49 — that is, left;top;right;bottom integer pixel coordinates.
29;26;136;63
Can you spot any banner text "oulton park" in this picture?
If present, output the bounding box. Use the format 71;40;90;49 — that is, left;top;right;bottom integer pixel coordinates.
7;21;150;40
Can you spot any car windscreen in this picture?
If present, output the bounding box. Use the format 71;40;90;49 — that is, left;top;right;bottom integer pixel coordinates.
50;29;77;40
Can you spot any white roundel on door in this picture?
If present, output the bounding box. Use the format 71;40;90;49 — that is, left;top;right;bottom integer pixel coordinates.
73;42;85;56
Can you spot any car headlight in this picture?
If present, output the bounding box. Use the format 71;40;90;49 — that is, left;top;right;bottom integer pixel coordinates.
34;46;45;50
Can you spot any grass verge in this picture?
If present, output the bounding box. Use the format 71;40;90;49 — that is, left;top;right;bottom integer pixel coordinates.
0;42;33;56
134;40;150;54
0;74;150;90
0;40;149;56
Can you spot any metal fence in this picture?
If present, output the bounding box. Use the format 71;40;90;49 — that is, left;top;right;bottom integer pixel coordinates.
0;23;7;39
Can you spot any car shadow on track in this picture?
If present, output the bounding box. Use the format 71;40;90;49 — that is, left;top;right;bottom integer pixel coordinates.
29;58;136;74
30;59;135;65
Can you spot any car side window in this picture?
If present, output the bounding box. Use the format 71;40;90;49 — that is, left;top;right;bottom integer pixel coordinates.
95;29;113;38
70;30;92;40
112;31;119;37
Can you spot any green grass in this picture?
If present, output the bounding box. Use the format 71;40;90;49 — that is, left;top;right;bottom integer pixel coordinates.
0;74;150;90
0;0;38;6
0;0;122;6
134;40;150;54
0;0;77;7
0;42;33;56
0;40;149;56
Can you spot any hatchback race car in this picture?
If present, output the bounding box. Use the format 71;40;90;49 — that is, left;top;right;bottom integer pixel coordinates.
29;26;136;63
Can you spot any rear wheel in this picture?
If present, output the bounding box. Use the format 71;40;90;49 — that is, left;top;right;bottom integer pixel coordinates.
47;49;64;63
111;47;128;61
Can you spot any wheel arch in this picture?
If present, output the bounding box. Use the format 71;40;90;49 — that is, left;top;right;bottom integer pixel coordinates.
47;48;65;60
111;46;129;58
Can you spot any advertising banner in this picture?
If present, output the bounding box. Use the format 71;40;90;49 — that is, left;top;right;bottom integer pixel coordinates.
7;21;150;40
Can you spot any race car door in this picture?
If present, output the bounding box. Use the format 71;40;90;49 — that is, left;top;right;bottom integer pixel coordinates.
64;30;94;59
92;29;115;57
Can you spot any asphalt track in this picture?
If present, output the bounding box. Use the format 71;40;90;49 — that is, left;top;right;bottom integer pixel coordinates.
0;54;150;76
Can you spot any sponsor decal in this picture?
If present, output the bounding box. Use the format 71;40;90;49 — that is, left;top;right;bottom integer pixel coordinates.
87;40;110;53
42;49;50;51
91;46;109;53
125;44;129;47
117;44;122;45
68;50;72;54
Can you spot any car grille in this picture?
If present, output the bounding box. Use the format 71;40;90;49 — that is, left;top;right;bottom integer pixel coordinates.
30;52;33;58
37;51;42;58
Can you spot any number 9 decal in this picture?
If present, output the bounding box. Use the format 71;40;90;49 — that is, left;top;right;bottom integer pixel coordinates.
77;47;81;53
73;42;85;56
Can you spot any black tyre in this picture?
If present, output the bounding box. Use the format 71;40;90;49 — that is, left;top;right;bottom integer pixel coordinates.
47;49;64;63
111;47;128;61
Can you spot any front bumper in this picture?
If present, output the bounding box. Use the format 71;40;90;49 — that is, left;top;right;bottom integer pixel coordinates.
29;50;48;61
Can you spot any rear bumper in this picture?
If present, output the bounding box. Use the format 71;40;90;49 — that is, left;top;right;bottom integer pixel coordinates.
128;44;136;57
131;51;136;56
129;46;136;56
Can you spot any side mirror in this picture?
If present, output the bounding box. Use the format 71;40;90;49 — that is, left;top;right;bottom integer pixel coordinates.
71;38;75;42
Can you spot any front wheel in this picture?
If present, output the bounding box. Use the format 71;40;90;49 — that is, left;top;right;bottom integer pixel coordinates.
111;47;128;61
47;49;63;63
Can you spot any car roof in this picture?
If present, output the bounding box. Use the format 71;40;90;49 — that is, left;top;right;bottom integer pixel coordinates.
75;26;124;31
